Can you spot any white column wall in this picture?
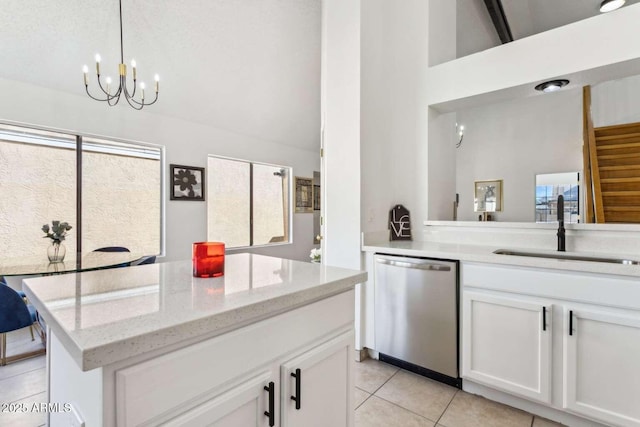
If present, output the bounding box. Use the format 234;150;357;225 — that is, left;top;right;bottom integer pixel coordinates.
361;0;430;236
321;0;361;271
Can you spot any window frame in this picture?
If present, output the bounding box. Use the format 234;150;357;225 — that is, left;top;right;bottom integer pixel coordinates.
207;154;292;250
0;120;166;257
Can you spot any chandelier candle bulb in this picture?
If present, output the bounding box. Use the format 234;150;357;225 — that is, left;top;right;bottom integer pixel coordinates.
95;54;101;75
131;59;137;80
82;65;89;85
154;74;159;92
140;82;145;100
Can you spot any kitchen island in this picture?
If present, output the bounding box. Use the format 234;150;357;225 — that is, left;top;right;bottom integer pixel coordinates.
23;253;366;427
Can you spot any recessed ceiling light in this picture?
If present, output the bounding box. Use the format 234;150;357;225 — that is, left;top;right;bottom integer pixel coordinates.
600;0;625;13
535;79;570;93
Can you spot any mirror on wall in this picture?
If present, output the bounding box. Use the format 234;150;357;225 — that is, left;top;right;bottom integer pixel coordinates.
452;72;640;224
535;172;580;224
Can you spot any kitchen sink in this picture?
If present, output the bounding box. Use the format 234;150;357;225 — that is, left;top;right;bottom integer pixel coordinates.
493;249;640;265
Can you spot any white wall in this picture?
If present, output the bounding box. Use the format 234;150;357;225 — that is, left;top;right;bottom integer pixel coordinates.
455;0;501;60
592;74;640;127
424;1;458;223
427;109;457;220
0;78;319;262
360;0;429;236
321;0;361;270
428;0;457;66
427;3;640;109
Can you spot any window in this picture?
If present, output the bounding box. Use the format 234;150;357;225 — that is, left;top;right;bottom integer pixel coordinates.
82;137;162;255
0;123;162;258
535;172;580;224
207;156;290;248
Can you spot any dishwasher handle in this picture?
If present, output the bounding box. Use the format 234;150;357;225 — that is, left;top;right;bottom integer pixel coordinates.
375;257;451;272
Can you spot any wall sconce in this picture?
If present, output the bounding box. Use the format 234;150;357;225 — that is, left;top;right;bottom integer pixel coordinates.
456;124;465;148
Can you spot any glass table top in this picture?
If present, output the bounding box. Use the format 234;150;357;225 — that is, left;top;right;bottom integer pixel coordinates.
0;251;145;276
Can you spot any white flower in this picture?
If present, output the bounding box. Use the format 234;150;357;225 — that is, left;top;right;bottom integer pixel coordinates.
309;248;321;262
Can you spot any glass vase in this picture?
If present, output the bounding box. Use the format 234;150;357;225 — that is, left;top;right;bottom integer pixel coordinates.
47;241;66;263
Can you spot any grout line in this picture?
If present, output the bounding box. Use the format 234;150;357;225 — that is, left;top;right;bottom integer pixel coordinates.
354;390;372;411
9;389;48;405
370;365;400;395
434;389;459;426
0;364;46;379
531;415;535;427
0;363;47;383
372;394;440;424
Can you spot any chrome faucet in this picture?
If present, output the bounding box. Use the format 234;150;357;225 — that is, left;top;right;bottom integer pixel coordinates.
557;195;566;252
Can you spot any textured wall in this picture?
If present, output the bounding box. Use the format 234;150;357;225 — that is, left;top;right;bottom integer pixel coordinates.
0;140;76;258
83;151;160;254
0;139;160;258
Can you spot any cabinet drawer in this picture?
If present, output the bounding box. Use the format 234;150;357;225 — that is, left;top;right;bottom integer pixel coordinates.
116;290;354;426
463;262;640;310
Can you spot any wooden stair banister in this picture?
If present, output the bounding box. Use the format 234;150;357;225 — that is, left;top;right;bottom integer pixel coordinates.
582;86;595;223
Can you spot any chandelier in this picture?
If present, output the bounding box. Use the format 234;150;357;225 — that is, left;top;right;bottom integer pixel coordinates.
82;0;160;110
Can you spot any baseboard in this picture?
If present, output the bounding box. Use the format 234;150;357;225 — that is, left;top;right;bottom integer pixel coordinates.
354;347;369;362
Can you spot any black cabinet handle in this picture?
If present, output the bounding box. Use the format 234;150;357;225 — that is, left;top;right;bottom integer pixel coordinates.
291;368;301;410
542;306;547;331
569;310;573;336
264;381;275;426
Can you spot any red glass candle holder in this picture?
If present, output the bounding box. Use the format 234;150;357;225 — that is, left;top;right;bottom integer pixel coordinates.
193;242;225;278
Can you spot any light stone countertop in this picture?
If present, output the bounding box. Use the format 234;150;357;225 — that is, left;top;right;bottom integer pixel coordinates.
362;240;640;278
23;253;367;371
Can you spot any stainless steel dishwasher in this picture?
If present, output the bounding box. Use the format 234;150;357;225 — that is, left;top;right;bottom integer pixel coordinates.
374;254;460;387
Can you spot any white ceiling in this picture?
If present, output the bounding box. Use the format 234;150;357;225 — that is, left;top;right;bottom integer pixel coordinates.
502;0;640;40
0;0;321;151
458;0;640;58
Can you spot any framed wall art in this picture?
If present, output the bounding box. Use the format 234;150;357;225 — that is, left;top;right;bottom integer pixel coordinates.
474;179;503;212
170;164;205;201
295;176;313;213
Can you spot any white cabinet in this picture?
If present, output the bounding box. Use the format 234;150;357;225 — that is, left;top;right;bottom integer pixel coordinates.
563;306;640;427
165;331;354;427
281;332;353;427
113;290;355;427
163;371;276;427
462;291;552;404
462;263;640;427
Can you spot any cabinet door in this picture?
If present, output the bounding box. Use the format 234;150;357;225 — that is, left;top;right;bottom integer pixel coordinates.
281;331;354;427
563;307;640;427
163;371;277;427
462;291;552;403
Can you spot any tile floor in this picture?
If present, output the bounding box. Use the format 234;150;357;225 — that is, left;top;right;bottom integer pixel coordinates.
354;358;565;427
0;327;47;427
0;331;566;427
